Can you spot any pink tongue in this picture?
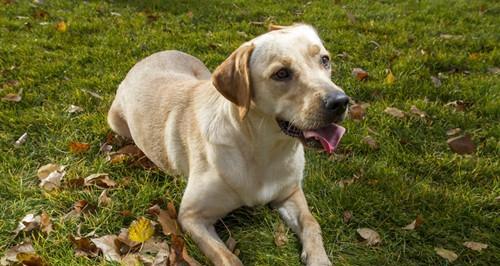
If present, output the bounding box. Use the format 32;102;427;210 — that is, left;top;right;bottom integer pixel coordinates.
303;124;346;154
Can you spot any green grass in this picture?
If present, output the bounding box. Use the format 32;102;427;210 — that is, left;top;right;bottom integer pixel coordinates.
1;0;499;265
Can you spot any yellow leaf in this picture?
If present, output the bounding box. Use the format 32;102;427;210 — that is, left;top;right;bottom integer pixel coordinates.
128;217;154;243
55;21;67;32
385;70;395;84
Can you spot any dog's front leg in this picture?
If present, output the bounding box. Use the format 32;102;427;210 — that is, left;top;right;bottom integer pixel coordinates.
179;175;243;266
272;187;332;266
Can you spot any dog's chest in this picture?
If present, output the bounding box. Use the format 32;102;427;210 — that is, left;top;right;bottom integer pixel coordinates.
226;146;305;206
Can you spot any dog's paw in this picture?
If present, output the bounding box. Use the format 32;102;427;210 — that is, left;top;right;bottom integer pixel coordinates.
301;249;332;266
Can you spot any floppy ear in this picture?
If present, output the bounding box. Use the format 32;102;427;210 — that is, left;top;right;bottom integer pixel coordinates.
212;44;255;119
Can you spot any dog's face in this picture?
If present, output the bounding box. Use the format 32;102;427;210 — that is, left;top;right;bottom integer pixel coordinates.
213;24;348;153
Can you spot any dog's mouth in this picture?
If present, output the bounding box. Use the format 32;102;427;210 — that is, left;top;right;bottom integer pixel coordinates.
277;119;346;154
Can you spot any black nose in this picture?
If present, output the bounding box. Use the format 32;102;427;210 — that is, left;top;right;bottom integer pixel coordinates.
324;91;349;114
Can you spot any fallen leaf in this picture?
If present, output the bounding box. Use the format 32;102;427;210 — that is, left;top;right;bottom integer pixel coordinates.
91;235;121;262
2;88;23;102
463;241;488;251
384;107;405;118
410;105;427;118
337;174;360;188
14;213;41;235
40;211;53;234
431;76;442;87
128;217;154;243
67;105;83;113
120;210;133;217
274;222;288;247
148;204;181;236
166;201;177;219
357;228;381;246
352;68;368;81
343;210;352;223
98;190;112;207
447;135;475;154
346;10;356;24
446;128;462;136
120;254;141;266
14;132;28;146
468;53;480;60
16;252;47;266
186;11;193;19
69;141;90;154
349;104;366;121
37;163;65;191
84;173;116;188
69;235;99;257
169;235;201;266
63;200;93;220
117;228;141;252
107;144;156;169
445;100;466;111
402;215;424;230
55;21;67;32
0;241;35;265
487;67;500;74
385;70;396;85
434;247;458;262
362;136;379;149
81;89;102;99
439;34;463;40
225;236;237;253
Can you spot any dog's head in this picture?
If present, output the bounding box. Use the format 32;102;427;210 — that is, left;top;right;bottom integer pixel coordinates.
212;24;348;153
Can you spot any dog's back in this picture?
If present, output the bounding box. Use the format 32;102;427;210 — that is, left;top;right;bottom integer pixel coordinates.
108;51;211;171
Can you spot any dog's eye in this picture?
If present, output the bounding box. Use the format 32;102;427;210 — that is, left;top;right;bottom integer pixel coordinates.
272;68;292;81
321;55;330;68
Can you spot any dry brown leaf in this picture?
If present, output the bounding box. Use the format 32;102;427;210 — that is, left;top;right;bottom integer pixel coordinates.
40;211;53;234
337;175;360;188
349;104;366;121
362;136;379;149
434;247;458;262
468;53;480;60
98;190;112;207
69;235;99;257
445;100;466;111
120;254;141;266
274;222;288;247
343;210;352;223
447;135;475;155
55;21;67;32
431;76;442;87
402;215;424;230
384;107;405;118
14;213;40;235
385;70;395;85
14;132;28;146
357;228;381;246
169;235;201;266
2;88;23;102
166;201;177;219
463;241;488;251
487;67;500;74
91;235;121;262
67;105;84;113
63;200;94;220
1;241;35;265
108;144;157;169
84;173;116;188
225;236;237;253
16;252;47;266
352;68;368;81
69;141;90;154
410;105;427;118
37;163;65;191
148;204;181;236
446;128;462;136
128;217;154;243
116;228;140;251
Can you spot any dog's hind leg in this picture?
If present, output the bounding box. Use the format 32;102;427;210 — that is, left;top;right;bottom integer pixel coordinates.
107;100;131;139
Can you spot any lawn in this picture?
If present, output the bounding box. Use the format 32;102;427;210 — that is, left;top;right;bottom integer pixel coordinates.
0;0;499;265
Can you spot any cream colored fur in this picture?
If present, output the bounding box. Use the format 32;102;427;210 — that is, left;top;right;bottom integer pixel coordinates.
108;24;343;266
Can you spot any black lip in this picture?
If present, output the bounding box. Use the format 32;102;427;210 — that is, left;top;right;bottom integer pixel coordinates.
276;119;303;138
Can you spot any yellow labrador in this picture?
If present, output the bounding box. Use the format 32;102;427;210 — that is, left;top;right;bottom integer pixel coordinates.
108;24;348;266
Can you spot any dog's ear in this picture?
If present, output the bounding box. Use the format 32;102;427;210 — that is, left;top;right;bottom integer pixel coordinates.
212;43;255;119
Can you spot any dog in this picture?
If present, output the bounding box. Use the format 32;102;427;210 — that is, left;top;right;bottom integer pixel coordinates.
108;24;349;266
